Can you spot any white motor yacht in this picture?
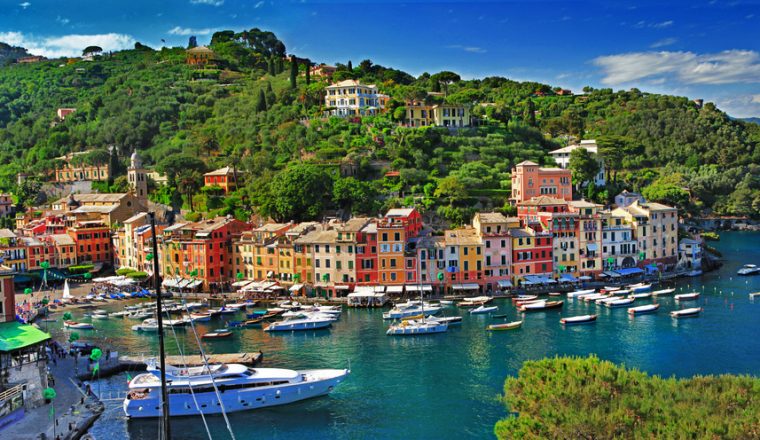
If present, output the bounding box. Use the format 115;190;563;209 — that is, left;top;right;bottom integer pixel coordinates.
123;360;348;418
737;264;760;276
264;316;333;332
386;318;448;335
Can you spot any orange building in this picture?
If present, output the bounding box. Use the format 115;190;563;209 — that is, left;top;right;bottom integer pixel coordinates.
510;160;572;204
186;46;217;66
68;220;112;265
203;167;238;193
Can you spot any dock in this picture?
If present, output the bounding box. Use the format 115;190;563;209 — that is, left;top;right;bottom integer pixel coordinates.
120;351;264;368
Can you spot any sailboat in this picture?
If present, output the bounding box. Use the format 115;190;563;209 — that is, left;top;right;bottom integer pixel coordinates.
62;279;73;303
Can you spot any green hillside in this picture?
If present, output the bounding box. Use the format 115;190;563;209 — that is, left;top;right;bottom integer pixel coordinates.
1;28;759;223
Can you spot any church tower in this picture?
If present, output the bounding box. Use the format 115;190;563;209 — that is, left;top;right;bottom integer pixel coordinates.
128;150;148;199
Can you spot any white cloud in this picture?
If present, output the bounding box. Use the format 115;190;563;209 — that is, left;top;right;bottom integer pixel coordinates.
254;1;264;8
594;50;760;85
0;31;135;58
56;16;70;25
446;44;486;54
752;94;760;104
650;37;677;48
19;2;30;9
633;19;674;29
168;26;213;36
190;0;224;5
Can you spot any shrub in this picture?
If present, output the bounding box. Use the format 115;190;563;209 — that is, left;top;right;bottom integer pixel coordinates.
116;268;135;276
68;264;95;274
127;271;148;279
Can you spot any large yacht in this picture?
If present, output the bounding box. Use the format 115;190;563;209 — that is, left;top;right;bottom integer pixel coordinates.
123;360;349;418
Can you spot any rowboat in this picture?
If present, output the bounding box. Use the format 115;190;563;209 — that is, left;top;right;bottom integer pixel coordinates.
64;321;94;330
604;298;635;308
670;307;702;318
595;296;623;305
518;301;563;312
487;321;523;331
470;305;498;314
628;304;660;315
628;283;652;292
674;292;700;301
439;300;455;305
202;329;233;339
603;286;621;291
560;314;597;325
567;289;596;298
189;312;212;322
511;295;538;303
582;293;609;302
628;292;652;300
652;288;676;296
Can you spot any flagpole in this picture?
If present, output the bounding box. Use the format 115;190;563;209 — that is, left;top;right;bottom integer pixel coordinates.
149;212;171;439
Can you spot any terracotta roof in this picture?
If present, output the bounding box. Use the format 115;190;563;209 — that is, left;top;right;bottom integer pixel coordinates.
519;196;568;206
49;234;75;246
475;212;514;224
294;229;337;245
54;193;128;205
515;160;539;166
444;227;481;246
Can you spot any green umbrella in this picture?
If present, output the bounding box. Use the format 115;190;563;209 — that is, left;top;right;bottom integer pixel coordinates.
607;257;615;264
24;287;33;295
40;261;50;269
41;297;49;305
190;269;198;277
236;272;244;280
90;348;103;361
145;253;154;261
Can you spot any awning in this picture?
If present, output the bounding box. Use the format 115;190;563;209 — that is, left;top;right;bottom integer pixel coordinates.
335;285;350;290
373;285;386;293
452;283;480;291
524;275;556;285
603;271;621;278
560;274;579;282
615;267;644;276
289;283;304;292
586;244;598;251
406;285;433;292
231;279;251;287
162;278;180;288
386;285;404;293
497;280;512;288
0;321;51;352
186;279;203;288
579;275;593;281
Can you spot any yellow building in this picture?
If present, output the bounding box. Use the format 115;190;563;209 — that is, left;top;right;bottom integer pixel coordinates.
443;227;484;292
612;201;679;267
53;152;110;183
569;200;604;277
405;101;471;127
324;80;388;117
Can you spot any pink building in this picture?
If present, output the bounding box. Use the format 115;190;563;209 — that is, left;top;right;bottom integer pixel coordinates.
510;160;572;204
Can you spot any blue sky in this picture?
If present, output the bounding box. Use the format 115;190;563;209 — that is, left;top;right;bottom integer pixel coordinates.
2;0;760;117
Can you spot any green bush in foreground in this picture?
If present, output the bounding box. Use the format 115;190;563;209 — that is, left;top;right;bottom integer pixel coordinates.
496;356;760;439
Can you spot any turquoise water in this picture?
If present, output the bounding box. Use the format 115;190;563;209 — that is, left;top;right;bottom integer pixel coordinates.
53;232;760;440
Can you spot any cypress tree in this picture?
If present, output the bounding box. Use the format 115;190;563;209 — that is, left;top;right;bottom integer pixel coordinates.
266;82;276;106
276;57;284;74
256;89;267;112
290;57;297;89
347;60;353;71
268;58;275;76
525;99;536;126
305;59;311;86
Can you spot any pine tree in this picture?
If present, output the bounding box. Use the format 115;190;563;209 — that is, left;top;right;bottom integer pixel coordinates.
290;57;297;89
347;60;353;71
305;59;311;86
525;99;536;126
256;89;267;112
431;80;441;93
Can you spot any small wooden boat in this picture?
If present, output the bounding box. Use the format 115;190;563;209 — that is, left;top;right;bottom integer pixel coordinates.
604;298;636;308
628;292;652;300
628;304;660;315
63;321;94;330
603;286;621;292
189;312;212;322
519;300;563;312
674;292;700;301
583;293;609;302
670;307;702;318
567;289;595;298
628;283;652;292
595;296;623;305
511;295;538;303
560;314;597;325
202;329;232;339
487;321;523;331
242;317;266;327
470;305;498;314
652;288;676;296
548;292;562;297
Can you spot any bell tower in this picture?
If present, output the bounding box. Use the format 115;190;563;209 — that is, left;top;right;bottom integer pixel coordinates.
128;150;148;199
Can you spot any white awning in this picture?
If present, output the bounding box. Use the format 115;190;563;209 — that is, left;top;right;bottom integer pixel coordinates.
186;279;203;288
232;279;251;287
497;280;512;288
289;283;304;292
373;285;385;292
386;285;404;293
406;284;433;292
452;283;480;291
335;285;350;290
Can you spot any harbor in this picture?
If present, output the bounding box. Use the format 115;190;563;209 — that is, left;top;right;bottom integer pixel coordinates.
26;232;758;439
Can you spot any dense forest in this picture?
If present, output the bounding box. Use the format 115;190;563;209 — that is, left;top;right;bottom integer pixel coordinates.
1;28;760;225
495;356;760;439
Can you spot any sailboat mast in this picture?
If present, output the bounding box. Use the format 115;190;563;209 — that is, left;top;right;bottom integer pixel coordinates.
149;212;171;439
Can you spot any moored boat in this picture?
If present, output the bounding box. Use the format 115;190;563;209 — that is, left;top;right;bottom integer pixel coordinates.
123;360;349;418
469;305;498;314
487;321;523;331
429;316;462;325
670;307;702;318
202;329;233;339
604;298;635;308
628;304;660;315
386;318;448;335
264;316;333;332
511;295;538;303
567;289;596;299
518;300;563;312
651;288;676;296
560;314;597;325
749;292;760;299
63;321;94;329
189;312;212;322
628;283;652;292
548;292;562;297
674;292;700;301
628;292;652;300
737;264;760;276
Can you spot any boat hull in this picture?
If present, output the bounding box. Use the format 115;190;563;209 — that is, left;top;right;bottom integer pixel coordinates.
123;369;348;418
264;320;332;332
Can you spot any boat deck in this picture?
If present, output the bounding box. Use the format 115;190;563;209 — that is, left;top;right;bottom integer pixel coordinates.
120;351;264;367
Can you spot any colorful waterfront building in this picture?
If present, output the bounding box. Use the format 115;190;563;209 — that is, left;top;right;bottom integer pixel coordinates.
517;196;580;278
414;235;446;294
472;212;519;291
569;200;604;277
612;201;679;268
601;212;639;270
68;220;112;265
442;227;484;294
0;229;27;272
0;194;13;218
510;226;554;285
510;161;572;204
377;218;407;286
161;217;251;291
355;222;378;285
